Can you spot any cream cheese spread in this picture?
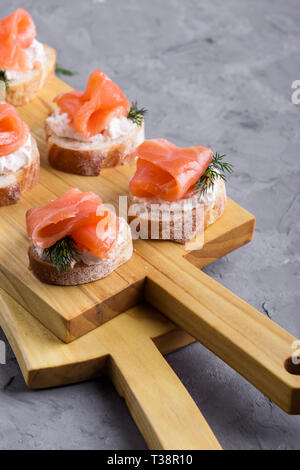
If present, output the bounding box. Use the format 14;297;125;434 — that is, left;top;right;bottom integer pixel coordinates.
0;134;33;175
5;40;46;81
130;177;221;210
34;217;128;268
46;109;139;144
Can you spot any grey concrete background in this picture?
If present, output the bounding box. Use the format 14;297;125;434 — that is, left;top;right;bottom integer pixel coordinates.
0;0;299;450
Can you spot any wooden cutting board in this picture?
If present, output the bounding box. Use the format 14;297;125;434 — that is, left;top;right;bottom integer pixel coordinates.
0;77;255;344
0;77;299;450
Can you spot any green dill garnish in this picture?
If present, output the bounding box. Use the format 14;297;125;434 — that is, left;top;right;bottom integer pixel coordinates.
194;152;233;196
43;237;80;273
0;71;9;89
128;101;147;126
55;65;78;77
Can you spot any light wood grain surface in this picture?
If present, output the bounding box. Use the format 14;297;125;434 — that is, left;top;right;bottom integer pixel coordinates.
0;286;220;450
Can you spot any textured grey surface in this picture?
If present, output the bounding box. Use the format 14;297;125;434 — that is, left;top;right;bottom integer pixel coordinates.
0;0;299;450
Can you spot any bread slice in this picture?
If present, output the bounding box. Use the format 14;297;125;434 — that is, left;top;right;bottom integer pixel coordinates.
0;135;40;207
128;178;227;245
45;120;145;176
28;219;133;286
5;45;56;107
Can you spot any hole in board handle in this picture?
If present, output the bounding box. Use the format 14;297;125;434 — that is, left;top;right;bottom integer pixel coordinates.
284;357;300;375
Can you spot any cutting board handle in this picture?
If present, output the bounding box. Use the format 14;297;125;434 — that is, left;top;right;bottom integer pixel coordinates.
106;316;222;450
0;287;221;450
146;269;300;414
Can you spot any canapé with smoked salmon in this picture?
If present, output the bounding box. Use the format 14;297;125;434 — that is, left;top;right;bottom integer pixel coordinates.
128;139;232;244
45;70;145;176
0;8;56;106
0;102;39;206
26;188;133;285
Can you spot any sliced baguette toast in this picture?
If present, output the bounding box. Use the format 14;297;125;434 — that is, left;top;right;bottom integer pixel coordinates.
128;178;227;245
5;45;56;107
28;220;133;286
45;120;145;176
0;135;40;207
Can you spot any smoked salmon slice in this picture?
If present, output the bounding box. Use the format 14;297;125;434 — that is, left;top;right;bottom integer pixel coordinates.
0;103;29;157
0;8;36;72
54;70;130;138
129;139;213;202
26;188;119;258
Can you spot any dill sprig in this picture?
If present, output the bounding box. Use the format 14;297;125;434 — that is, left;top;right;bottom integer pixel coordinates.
128;101;147;126
194;152;233;195
0;71;9;89
43;237;80;273
55;65;78;77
